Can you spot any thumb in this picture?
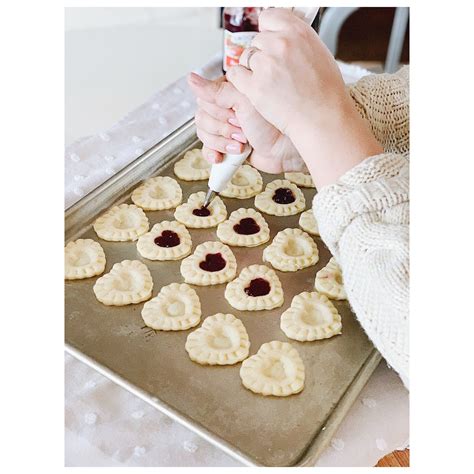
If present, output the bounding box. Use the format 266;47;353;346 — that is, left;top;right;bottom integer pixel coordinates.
226;65;253;99
187;73;225;104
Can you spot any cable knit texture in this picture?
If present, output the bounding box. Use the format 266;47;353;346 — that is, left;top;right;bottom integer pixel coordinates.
314;67;409;388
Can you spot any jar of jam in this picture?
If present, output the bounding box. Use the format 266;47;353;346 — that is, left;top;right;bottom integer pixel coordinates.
222;7;262;72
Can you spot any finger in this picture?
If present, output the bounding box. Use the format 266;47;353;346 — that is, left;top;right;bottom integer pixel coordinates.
226;65;254;98
202;145;223;164
187;73;226;105
251;31;284;53
196;129;245;155
239;47;264;71
195;108;247;143
196;97;236;124
258;7;299;32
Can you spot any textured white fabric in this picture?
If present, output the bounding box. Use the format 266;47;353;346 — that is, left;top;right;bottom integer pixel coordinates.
65;57;408;466
314;68;410;387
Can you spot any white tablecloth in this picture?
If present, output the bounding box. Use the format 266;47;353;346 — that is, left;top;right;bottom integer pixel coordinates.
65;56;409;467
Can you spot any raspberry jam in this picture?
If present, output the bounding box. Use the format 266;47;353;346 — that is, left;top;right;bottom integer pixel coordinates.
193;207;211;217
272;187;296;204
233;217;260;235
154;230;180;248
244;278;271;297
199;253;226;272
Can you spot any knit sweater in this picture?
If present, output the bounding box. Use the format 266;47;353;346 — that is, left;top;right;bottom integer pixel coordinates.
313;67;409;388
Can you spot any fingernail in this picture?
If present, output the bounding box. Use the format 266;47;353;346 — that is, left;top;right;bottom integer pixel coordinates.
228;117;240;127
226;143;242;153
231;132;247;144
188;72;205;86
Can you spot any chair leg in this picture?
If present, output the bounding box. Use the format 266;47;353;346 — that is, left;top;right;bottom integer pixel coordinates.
385;7;409;73
318;7;360;56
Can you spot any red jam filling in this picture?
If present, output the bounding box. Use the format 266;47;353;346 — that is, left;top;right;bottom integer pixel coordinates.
272;187;295;204
199;253;226;272
244;278;271;297
154;230;180;248
192;207;211;217
233;217;260;235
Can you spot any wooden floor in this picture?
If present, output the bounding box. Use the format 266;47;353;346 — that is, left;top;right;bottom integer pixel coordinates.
376;449;410;467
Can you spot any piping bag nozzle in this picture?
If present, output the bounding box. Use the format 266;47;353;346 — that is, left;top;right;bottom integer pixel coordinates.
203;144;252;208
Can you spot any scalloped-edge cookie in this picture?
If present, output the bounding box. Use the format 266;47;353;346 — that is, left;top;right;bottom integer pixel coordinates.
131;176;182;210
93;260;153;306
315;257;347;300
93;204;149;241
220;165;263;199
263;228;319;272
137;221;192;261
299;209;319;236
180;241;237;286
217;208;270;247
141;282;201;331
284;172;315;188
254;179;305;216
174;148;210;181
225;264;284;311
280;291;342;341
185;313;250;365
174;191;227;228
240;341;305;397
65;239;106;280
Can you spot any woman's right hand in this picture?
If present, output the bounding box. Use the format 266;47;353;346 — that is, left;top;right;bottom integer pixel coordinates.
188;72;306;174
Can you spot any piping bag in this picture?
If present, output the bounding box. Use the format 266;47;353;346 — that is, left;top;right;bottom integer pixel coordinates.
203;7;319;208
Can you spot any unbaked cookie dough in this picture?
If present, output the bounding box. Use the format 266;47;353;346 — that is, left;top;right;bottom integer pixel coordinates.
93;260;153;306
216;207;270;247
174;191;227;228
131;176;182;210
284;172;315;188
314;257;347;300
240;340;305;397
93;204;149;241
263;228;319;272
137;221;192;261
254;179;305;216
299;209;319;236
225;264;284;311
141;282;201;331
174;148;211;181
220;165;263;199
65;239;106;280
185;313;250;365
180;241;237;286
280;291;342;341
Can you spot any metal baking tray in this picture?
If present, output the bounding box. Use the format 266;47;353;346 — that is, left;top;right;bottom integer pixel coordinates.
65;119;381;467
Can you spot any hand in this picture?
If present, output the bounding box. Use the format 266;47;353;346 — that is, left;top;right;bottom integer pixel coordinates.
188;73;306;174
227;8;383;187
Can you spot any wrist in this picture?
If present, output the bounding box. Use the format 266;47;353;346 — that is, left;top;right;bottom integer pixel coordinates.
288;95;383;188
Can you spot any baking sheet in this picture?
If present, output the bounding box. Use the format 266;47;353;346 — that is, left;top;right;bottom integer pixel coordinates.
65;120;380;467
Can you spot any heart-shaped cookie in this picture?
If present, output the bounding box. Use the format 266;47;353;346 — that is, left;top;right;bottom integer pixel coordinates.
131;176;182;210
93;204;149;241
225;264;284;311
299;209;319;236
180;241;237;286
220;165;263;199
254;179;305;216
65;239;106;280
174;148;211;181
280;291;342;341
137;221;192;261
141;282;201;331
93;260;153;306
185;313;250;365
216;208;270;247
284;172;315;188
263;228;319;272
240;340;305;396
314;257;347;300
174;191;227;228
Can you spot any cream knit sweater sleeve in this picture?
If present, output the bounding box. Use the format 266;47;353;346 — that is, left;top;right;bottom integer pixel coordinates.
313;67;409;388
